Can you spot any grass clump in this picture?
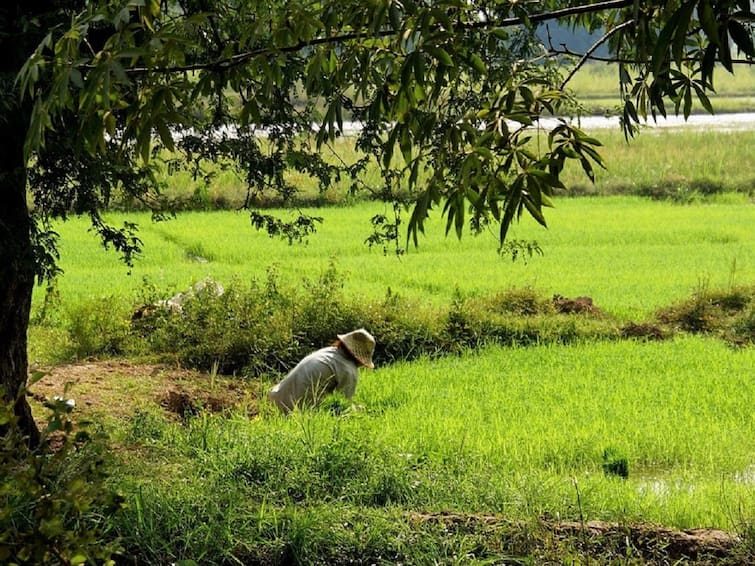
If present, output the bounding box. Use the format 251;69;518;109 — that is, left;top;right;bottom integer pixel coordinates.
656;285;754;344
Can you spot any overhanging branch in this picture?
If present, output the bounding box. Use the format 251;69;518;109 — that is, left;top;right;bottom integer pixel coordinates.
115;0;636;75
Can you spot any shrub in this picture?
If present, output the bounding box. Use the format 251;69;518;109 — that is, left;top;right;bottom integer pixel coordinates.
656;285;754;342
731;305;755;345
290;261;367;354
484;287;553;316
362;289;443;364
121;270;755;373
0;388;122;565
65;296;133;360
143;271;297;374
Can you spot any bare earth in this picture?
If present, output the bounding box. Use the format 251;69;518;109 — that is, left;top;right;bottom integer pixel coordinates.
28;359;264;423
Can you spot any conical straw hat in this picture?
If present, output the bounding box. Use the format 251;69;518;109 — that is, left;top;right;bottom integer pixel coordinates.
337;328;376;368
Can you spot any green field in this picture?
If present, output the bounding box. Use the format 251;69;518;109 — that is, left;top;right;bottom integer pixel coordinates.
85;335;752;564
20;114;755;563
567;62;755;114
41;194;755;322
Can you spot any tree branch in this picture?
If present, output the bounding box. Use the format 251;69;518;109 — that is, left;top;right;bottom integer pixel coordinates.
559;20;635;90
113;0;636;76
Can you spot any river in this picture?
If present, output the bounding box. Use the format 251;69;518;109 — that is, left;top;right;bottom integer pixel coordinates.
538;112;755;132
338;112;755;135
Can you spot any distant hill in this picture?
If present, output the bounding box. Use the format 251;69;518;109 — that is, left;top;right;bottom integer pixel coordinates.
537;22;609;57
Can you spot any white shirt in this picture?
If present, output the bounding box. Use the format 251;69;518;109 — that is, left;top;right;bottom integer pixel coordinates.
269;346;359;413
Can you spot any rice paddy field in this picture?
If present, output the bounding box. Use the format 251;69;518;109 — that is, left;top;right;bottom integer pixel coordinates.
84;334;753;563
43;192;755;321
23;99;755;563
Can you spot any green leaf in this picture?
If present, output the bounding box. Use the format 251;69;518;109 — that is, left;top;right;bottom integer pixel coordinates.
580;156;596;183
500;177;523;243
425;46;453;67
469;53;486;74
103;111;116;135
399;125;413;165
523;195;547;228
701;42;718;87
652;9;680;74
408;189;432;246
335;100;343;134
156;120;175;151
718;29;734;72
412;52;426;86
691;81;715;114
728;20;755;57
698;0;720;44
389;4;402;31
672;1;696;66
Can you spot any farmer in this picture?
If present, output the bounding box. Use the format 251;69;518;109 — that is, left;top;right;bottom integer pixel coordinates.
268;328;376;413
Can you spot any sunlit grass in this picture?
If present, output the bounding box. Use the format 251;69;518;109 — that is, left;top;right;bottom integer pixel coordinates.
558;129;755;196
39;192;755;323
115;336;755;532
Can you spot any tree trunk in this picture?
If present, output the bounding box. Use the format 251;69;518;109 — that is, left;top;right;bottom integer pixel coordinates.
0;2;52;447
0;107;40;447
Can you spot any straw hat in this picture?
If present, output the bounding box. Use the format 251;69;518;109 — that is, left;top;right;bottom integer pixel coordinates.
337;328;376;368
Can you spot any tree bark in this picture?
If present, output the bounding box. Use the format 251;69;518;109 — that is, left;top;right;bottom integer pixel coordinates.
0;101;40;447
0;2;53;447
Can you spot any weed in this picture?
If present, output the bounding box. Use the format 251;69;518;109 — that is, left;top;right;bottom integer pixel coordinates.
602;448;630;479
65;296;132;359
125;409;168;444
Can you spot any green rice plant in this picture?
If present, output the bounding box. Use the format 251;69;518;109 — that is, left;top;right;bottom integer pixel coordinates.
602;447;630;479
39;192;755;321
101;123;755;212
99;335;754;563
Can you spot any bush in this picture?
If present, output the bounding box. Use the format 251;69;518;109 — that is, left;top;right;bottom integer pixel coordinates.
656;285;754;343
142;270;298;374
53;264;752;374
362;289;443;364
0;389;122;565
290;261;367;354
65;296;132;360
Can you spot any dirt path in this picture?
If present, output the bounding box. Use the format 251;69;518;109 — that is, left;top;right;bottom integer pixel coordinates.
28;359;265;423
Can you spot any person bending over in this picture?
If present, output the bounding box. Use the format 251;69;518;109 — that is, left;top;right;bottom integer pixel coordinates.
269;328;376;413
